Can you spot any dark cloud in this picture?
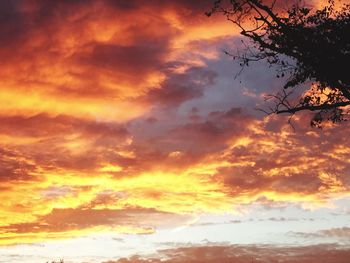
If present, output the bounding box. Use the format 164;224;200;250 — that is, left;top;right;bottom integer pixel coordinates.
0;0;29;47
104;0;215;15
145;67;218;107
167;107;250;152
122;107;252;174
79;39;170;79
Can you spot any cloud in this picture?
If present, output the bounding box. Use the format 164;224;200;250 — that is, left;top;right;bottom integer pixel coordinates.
144;67;218;107
0;114;131;174
2;107;350;245
0;0;230;121
1;0;350;248
2;108;350;245
165;107;252;153
0;207;190;235
85;41;168;74
103;244;350;263
0;148;37;182
189;219;242;227
291;227;350;240
211;114;350;202
0;114;129;138
318;227;350;238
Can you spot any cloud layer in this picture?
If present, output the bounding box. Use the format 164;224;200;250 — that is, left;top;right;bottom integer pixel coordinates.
104;244;350;263
0;0;349;251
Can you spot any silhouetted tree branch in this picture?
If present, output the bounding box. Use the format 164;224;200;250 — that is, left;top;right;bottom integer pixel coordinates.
207;0;350;126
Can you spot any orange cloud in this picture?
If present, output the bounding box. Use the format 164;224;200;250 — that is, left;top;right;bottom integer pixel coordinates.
1;0;349;247
2;108;350;245
0;0;232;121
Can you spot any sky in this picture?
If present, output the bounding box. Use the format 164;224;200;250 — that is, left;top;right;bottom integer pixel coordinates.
0;0;350;262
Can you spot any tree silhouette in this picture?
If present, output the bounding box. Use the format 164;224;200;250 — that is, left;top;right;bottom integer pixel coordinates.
207;0;350;127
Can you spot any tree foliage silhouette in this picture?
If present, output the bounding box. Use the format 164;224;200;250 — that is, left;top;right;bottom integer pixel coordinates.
207;0;350;126
46;260;64;263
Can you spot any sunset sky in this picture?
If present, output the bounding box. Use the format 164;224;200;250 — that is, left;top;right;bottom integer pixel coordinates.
0;0;350;262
